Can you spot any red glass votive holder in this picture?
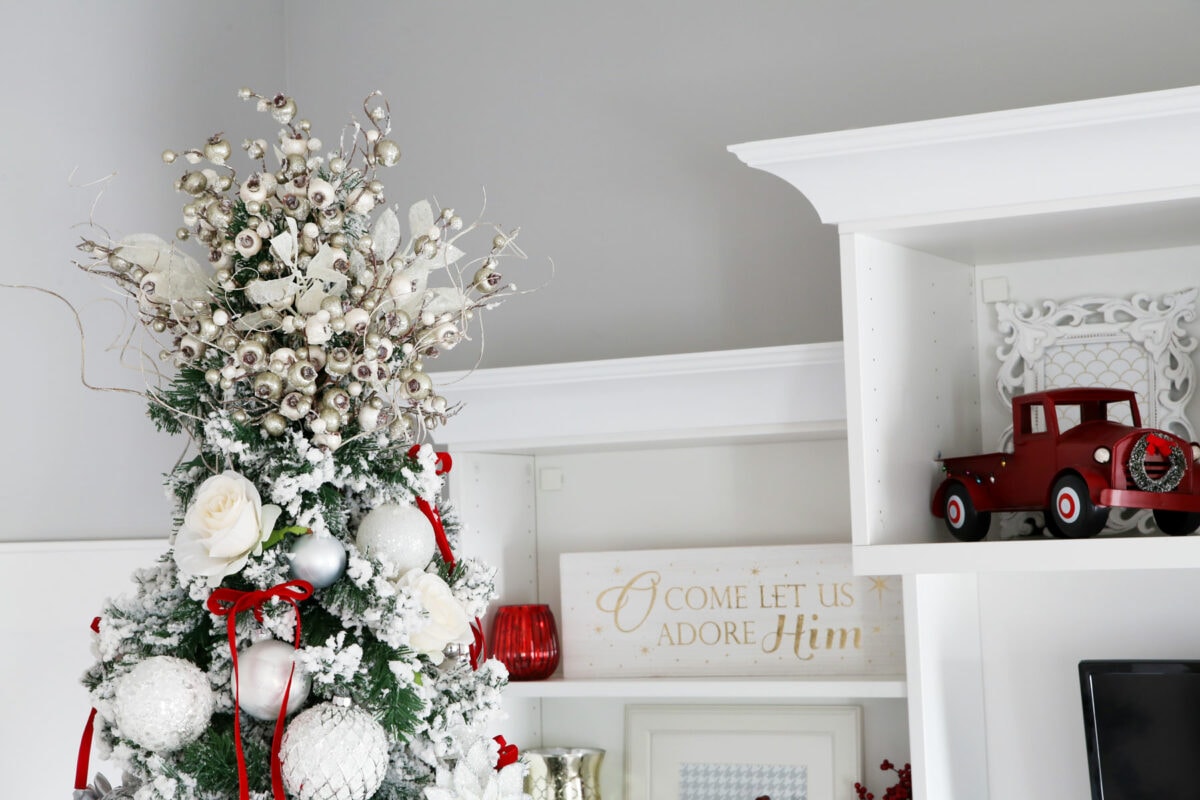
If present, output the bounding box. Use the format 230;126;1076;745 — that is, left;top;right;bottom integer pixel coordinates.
490;604;560;680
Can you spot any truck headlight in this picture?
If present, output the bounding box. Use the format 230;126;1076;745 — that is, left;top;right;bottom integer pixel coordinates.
1093;446;1111;464
1192;443;1200;463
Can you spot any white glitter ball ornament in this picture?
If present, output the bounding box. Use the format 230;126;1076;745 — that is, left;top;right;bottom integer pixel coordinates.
235;639;311;721
354;503;435;578
114;656;214;752
279;699;389;800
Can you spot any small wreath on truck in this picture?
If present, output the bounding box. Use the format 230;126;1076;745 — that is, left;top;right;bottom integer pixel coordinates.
1129;433;1187;493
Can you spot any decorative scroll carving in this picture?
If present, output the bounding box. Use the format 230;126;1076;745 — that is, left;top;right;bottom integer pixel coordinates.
993;288;1198;536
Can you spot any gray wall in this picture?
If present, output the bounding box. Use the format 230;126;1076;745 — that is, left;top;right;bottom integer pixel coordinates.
3;0;1200;539
285;0;1200;368
0;1;287;539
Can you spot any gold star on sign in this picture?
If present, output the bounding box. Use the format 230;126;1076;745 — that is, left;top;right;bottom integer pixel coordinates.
594;626;603;634
641;647;650;655
868;576;892;608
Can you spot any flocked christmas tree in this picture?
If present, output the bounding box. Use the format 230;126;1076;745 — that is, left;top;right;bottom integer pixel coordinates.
71;89;530;800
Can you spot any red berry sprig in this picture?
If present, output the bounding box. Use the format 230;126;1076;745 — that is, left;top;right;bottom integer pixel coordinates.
855;759;912;800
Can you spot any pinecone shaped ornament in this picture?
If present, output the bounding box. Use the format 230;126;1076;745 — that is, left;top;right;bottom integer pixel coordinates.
279;698;389;800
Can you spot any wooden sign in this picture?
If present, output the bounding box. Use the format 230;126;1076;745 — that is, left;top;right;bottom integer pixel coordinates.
559;544;903;679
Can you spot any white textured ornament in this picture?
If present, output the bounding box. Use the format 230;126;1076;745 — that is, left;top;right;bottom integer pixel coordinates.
280;700;389;800
354;503;435;578
114;656;214;752
289;534;347;589
235;639;311;721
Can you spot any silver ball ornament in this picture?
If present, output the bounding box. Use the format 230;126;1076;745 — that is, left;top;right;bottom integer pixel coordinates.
115;656;214;752
235;639;311;722
355;503;436;578
289;535;347;589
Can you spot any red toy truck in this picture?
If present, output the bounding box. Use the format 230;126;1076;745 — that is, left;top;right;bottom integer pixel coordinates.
931;388;1200;541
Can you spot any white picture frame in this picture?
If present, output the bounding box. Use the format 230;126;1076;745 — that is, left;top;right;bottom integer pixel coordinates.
993;287;1198;535
625;704;862;800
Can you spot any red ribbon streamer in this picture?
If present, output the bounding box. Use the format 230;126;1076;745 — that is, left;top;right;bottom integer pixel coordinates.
75;618;103;790
74;706;97;790
469;617;486;671
407;446;456;569
206;580;313;800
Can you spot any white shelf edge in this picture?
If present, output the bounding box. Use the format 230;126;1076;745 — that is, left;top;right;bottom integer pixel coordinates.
502;675;907;699
440;420;847;455
432;343;847;453
853;536;1200;576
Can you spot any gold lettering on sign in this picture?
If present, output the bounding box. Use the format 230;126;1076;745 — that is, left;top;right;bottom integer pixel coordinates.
664;584;749;611
656;620;756;647
818;582;855;608
761;613;863;660
595;570;660;632
758;583;807;608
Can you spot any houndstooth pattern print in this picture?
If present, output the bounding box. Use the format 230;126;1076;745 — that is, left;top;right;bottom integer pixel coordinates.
678;762;807;800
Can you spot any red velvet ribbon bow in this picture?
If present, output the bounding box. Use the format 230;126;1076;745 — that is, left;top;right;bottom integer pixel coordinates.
1146;433;1173;457
407;445;456;569
493;735;520;770
206;580;313;800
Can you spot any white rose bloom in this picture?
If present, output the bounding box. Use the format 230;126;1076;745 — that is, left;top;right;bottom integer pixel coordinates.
399;569;473;664
173;471;282;585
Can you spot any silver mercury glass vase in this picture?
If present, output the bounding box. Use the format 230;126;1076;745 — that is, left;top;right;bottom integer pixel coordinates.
523;747;604;800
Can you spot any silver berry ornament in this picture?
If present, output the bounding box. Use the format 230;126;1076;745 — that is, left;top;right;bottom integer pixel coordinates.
262;412;288;437
288;361;318;389
236;340;267;371
401;370;433;400
279;392;312;421
179;336;206;361
235;229;262;258
181;171;208;196
204;136;232;165
270;94;297;124
473;264;503;293
253;371;284;401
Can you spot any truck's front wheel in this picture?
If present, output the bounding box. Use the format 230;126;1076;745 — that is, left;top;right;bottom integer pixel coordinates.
944;482;990;542
1049;474;1108;538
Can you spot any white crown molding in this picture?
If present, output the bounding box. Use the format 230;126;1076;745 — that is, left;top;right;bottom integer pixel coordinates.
729;85;1200;230
433;342;843;390
431;343;846;452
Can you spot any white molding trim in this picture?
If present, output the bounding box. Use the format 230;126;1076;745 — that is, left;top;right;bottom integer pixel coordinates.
431;343;846;452
730;85;1200;230
434;342;844;389
731;86;1200;164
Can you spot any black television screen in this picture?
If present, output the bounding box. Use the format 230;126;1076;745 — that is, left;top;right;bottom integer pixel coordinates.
1079;660;1200;800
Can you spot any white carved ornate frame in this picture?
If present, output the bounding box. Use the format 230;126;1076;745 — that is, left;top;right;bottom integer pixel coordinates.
993;287;1198;535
